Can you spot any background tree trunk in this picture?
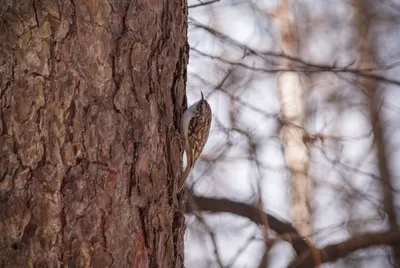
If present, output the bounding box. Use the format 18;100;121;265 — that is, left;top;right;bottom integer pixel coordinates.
276;0;312;237
0;1;188;267
351;1;400;266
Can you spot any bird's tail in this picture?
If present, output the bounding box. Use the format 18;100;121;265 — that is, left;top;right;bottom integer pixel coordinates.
178;143;193;191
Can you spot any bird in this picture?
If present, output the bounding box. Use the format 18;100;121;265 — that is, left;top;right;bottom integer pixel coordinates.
179;91;212;190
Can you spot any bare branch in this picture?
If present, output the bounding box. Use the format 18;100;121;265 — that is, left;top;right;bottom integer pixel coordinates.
191;47;400;86
289;229;400;268
186;192;226;267
189;0;219;9
184;193;312;256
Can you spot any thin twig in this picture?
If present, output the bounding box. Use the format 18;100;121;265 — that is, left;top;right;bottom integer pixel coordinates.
189;0;220;9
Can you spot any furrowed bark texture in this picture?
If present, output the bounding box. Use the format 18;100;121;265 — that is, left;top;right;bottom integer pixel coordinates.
0;1;188;267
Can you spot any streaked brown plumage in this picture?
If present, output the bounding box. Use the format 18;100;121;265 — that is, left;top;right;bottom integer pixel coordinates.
179;92;212;190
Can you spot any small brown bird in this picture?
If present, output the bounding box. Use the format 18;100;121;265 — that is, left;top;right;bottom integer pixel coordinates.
179;91;212;190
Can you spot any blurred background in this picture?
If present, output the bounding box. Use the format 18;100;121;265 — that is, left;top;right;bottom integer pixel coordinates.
183;0;400;267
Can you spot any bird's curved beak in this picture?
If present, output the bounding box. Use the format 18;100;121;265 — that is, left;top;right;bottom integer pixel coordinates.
201;91;204;100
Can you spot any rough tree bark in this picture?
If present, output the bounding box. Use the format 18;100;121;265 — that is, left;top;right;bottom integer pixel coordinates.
0;1;188;267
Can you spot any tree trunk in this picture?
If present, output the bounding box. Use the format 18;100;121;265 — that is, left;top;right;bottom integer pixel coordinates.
351;1;400;266
0;1;188;267
276;0;312;237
